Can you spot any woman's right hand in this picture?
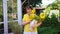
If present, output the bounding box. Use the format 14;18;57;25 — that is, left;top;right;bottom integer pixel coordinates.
22;20;31;26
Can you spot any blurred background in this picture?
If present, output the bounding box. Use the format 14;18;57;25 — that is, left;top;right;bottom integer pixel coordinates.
0;0;60;34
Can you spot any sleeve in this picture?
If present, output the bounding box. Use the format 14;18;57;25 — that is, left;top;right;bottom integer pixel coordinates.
22;14;26;21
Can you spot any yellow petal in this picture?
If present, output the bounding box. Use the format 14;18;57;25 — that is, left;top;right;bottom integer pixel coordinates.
32;8;36;14
40;13;45;19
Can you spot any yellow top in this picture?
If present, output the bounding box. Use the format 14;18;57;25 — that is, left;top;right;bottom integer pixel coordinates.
23;14;37;32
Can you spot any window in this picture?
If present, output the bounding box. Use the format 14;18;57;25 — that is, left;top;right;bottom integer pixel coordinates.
0;0;22;34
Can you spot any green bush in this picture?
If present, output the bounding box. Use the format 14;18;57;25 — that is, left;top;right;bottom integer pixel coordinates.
38;27;58;34
38;14;60;34
9;22;22;34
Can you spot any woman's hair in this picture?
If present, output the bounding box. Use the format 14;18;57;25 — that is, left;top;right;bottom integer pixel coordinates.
23;5;33;14
25;5;33;10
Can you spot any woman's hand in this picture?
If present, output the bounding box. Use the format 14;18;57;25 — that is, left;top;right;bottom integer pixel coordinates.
31;22;42;29
22;20;31;26
31;24;37;29
22;21;26;26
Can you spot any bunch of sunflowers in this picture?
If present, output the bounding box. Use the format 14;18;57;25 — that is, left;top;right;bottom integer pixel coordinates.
29;8;46;31
32;8;46;22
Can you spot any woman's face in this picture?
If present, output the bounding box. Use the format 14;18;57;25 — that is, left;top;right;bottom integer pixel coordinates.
26;8;32;14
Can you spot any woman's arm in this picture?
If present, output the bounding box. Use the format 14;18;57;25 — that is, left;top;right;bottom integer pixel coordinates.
35;22;42;27
22;20;31;26
22;14;32;26
31;22;42;28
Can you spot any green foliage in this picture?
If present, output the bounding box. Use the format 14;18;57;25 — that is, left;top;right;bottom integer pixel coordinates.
43;7;51;15
38;14;60;34
0;14;3;22
42;14;58;27
8;6;12;13
42;1;60;33
47;0;60;10
38;27;58;34
0;0;2;5
9;22;22;34
22;0;42;7
0;7;3;22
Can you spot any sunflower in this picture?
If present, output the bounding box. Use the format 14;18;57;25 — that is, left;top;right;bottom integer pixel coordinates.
39;13;45;21
40;13;45;19
32;8;36;14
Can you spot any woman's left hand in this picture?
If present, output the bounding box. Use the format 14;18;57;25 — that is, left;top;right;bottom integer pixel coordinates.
31;22;42;29
31;24;37;29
